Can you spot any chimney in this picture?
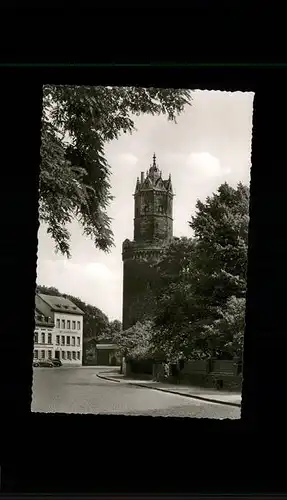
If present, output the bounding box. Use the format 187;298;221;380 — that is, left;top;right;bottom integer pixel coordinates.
141;171;144;183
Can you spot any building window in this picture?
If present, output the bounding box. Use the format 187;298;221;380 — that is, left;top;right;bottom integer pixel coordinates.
77;351;80;360
41;332;45;344
48;350;52;359
66;336;70;346
67;351;71;360
72;336;75;346
72;351;76;360
61;319;65;329
67;320;71;329
77;321;80;330
72;321;76;330
48;333;52;344
56;335;60;345
34;350;38;359
56;319;60;328
77;337;80;346
41;350;45;359
61;336;65;346
34;332;38;343
62;351;66;360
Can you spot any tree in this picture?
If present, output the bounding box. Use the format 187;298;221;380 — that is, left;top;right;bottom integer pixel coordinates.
201;296;246;359
36;285;62;297
108;319;122;337
151;237;200;360
151;182;249;360
40;86;192;257
98;319;122;343
189;182;249;308
112;321;156;360
155;237;197;290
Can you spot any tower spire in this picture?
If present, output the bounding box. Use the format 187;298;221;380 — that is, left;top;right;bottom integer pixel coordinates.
149;152;160;180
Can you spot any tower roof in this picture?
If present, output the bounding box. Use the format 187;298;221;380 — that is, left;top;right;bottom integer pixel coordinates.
148;153;161;181
134;154;173;194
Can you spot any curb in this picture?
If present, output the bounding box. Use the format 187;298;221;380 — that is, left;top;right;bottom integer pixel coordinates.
97;372;241;408
97;372;121;383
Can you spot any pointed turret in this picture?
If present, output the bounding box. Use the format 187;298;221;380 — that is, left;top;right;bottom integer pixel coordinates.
148;153;161;182
163;173;173;194
167;173;173;193
135;176;140;193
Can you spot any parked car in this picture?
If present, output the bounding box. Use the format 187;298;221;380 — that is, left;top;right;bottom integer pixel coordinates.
33;359;40;367
51;358;62;367
37;359;54;367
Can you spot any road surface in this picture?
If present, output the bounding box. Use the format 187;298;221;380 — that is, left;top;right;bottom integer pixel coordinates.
31;366;240;419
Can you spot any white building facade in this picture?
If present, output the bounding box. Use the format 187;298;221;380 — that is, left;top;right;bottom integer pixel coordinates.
53;312;83;364
34;294;84;365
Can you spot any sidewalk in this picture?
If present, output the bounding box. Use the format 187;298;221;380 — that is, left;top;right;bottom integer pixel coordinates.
97;370;242;408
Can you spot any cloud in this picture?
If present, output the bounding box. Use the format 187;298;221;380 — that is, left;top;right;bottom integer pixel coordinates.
186;152;231;179
38;259;117;286
83;262;114;280
117;153;138;165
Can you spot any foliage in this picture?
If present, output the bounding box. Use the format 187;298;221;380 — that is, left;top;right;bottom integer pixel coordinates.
155;237;197;289
189;182;249;307
113;321;157;360
36;285;62;297
151;238;199;359
109;319;122;335
98;319;122;343
151;182;249;361
40;86;192;257
201;296;246;359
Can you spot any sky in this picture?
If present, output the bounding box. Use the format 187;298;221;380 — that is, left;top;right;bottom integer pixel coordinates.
36;90;254;321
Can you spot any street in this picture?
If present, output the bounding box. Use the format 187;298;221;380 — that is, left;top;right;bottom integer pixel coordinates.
31;366;240;419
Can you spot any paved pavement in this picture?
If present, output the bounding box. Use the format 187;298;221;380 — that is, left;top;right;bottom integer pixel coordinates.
31;366;241;419
98;370;242;407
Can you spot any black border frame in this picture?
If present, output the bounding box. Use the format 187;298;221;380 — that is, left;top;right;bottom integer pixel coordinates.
1;7;286;495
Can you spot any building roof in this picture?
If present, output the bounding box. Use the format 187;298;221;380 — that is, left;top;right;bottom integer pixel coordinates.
96;344;118;350
35;304;47;317
38;294;85;315
34;306;54;327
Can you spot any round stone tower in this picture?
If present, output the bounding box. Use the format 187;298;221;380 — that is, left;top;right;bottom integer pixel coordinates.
122;154;174;330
